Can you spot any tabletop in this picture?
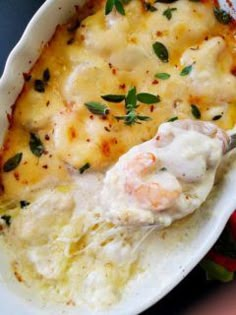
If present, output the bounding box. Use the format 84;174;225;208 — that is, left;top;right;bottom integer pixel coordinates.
0;1;225;314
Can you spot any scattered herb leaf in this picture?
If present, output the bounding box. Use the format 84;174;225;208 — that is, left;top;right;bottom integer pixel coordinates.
180;64;193;76
103;87;156;126
101;94;125;103
34;69;51;93
155;72;170;80
115;0;125;15
125;87;137;109
29;133;44;157
163;7;177;20
115;112;151;126
153;42;169;63
214;7;232;25
136;115;152;122
1;215;11;226
43;68;50;82
3;153;23;172
105;0;126;15
160;167;167;171
79;163;91;174
34;79;45;93
137;93;160;104
20;200;30;209
191;104;201;119
168;116;178;122
212;115;222;121
105;0;115;14
85;102;110;115
144;2;157;12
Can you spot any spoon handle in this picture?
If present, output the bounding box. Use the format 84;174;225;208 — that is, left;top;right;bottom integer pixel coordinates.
227;134;236;153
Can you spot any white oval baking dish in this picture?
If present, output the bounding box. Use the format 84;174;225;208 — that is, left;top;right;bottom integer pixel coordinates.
0;1;236;315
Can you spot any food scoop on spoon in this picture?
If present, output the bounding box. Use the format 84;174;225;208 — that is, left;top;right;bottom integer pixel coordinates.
101;119;236;228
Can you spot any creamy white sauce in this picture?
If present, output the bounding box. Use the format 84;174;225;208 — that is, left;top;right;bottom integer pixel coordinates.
8;173;148;308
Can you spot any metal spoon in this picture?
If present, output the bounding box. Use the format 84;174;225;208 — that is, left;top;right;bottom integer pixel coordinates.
226;134;236;153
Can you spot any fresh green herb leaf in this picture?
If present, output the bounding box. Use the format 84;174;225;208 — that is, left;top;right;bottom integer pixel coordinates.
3;153;23;172
136;115;152;122
137;93;160;104
101;94;125;103
20;200;30;209
155;72;170;80
115;0;125;15
105;0;115;14
153;42;169;63
1;215;11;226
214;7;232;25
29;133;44;157
125;87;137;109
191;104;201;119
212;115;222;121
115;112;151;126
85;102;110;115
168;116;178;122
34;69;50;92
79;163;91;174
115;113;133;125
163;7;177;20
34;79;45;93
105;0;126;15
180;64;193;76
144;2;157;12
160;167;167;171
43;68;50;82
113;87;155;126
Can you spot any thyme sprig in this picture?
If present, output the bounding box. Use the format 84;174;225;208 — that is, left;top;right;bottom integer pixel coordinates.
115;87;159;126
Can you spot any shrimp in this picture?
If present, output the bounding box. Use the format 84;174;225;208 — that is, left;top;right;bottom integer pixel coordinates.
156;119;230;153
124;152;182;212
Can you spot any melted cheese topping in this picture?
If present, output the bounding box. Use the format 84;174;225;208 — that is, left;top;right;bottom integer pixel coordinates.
1;0;236;199
0;0;236;309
